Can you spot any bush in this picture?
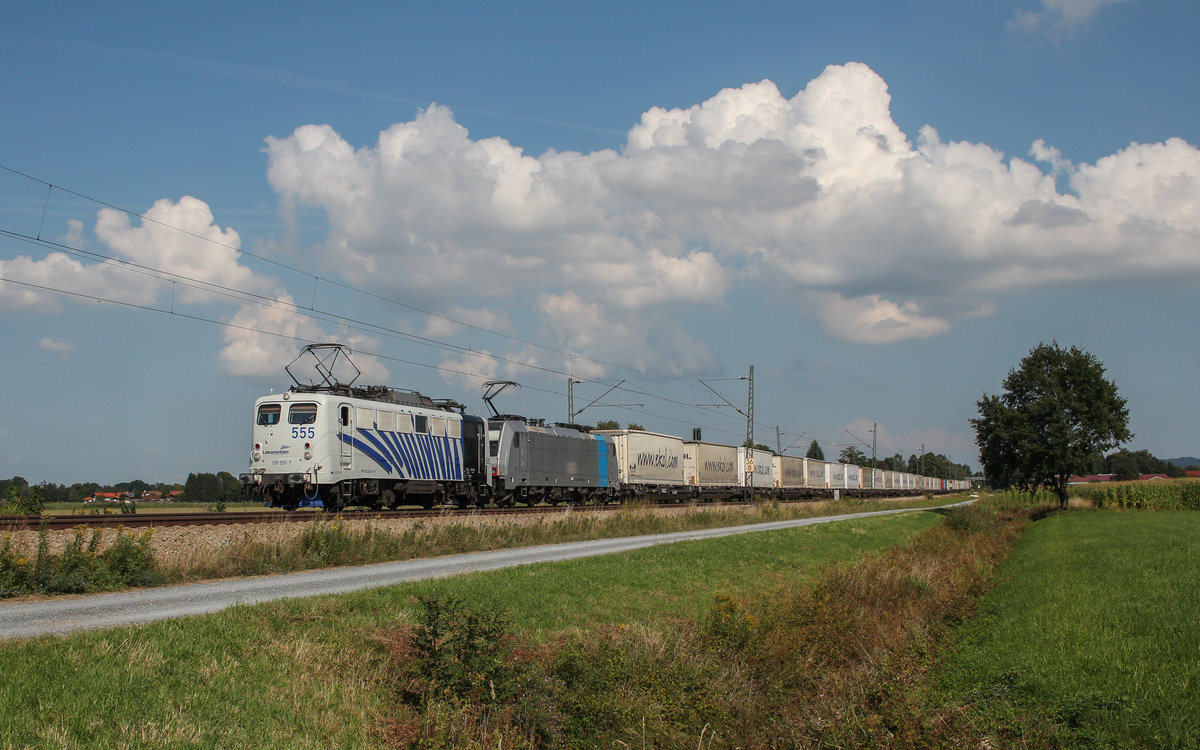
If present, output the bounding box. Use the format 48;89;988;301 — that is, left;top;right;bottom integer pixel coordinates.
3;485;43;516
410;592;516;703
0;525;161;597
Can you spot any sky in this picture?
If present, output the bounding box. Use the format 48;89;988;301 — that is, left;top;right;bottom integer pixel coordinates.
1;0;1198;485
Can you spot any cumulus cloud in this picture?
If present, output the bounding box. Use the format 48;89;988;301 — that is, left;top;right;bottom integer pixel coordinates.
0;196;386;379
815;293;950;345
265;61;1200;357
8;61;1198;383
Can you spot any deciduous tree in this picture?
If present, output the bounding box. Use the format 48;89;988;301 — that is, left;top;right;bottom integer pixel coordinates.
971;342;1130;506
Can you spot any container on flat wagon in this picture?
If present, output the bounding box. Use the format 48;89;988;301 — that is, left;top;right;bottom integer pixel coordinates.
683;441;739;487
866;467;883;491
829;462;847;488
774;455;806;488
597;429;686;486
806;458;828;489
736;447;775;488
845;463;861;489
883;470;896;490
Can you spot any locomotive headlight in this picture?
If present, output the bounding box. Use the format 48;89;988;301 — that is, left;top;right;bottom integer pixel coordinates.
304;450;312;460
252;451;261;461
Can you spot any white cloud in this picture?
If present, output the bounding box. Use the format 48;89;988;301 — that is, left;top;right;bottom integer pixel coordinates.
8;61;1198;383
0;196;385;380
220;296;389;382
264;61;1200;355
38;337;73;357
1008;0;1129;34
420;306;512;339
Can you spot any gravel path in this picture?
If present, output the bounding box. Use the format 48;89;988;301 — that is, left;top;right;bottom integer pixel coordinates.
0;502;967;641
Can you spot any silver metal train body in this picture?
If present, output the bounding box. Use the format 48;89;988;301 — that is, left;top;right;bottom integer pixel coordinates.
487;418;619;506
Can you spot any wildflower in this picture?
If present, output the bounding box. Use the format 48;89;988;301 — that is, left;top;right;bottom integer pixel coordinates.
17;558;26;566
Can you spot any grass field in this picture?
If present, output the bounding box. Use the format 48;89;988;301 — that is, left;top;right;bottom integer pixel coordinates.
935;509;1200;747
0;510;943;748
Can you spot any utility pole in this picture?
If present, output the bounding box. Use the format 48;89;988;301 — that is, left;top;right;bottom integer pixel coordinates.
746;365;754;449
567;377;582;423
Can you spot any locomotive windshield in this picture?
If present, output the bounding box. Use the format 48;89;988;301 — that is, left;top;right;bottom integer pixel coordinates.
288;403;318;424
257;404;281;426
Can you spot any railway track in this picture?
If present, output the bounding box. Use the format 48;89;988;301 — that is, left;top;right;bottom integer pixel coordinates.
0;499;763;531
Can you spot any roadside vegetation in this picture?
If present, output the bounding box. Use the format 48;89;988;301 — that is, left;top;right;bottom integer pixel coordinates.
0;510;943;748
386;501;1028;748
0;526;162;598
0;495;950;598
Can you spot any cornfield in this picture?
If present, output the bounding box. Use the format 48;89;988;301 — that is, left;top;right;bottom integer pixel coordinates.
1070;479;1200;510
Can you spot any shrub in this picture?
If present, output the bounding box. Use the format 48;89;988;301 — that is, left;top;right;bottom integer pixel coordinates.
0;525;161;597
410;592;517;703
3;485;43;516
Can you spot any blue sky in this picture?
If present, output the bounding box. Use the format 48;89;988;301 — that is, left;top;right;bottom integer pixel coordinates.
2;0;1198;485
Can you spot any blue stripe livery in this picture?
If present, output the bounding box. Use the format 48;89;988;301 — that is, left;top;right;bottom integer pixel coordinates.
339;426;464;480
594;435;609;488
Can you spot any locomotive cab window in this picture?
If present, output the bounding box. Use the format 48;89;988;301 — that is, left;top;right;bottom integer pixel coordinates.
288;403;318;424
414;415;428;433
257;404;281;426
488;427;501;457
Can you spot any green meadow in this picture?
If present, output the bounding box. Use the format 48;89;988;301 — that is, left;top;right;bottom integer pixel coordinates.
935;509;1200;748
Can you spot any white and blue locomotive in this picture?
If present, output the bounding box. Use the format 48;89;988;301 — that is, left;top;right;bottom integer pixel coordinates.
239;384;489;510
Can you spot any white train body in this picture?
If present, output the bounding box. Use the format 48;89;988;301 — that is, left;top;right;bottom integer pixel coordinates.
241;387;486;510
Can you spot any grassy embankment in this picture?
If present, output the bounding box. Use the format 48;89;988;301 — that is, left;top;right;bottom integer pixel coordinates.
0;509;947;748
2;495;950;597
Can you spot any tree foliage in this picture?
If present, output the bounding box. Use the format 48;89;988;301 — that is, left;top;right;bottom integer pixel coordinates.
838;445;867;466
971;342;1131;505
805;440;825;461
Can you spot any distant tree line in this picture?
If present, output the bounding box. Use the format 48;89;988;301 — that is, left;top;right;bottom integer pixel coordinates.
1092;449;1193;480
0;474;245;506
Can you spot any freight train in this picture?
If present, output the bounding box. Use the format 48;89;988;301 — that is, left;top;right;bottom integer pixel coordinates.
239;345;969;511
